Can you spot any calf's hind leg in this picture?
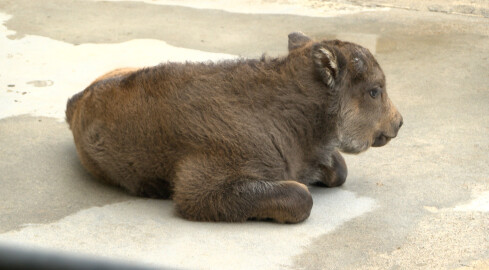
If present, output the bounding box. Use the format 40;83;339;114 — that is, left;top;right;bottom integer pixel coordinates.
173;156;313;223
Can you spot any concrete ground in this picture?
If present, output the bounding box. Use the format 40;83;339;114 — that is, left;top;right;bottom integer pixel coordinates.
1;0;488;269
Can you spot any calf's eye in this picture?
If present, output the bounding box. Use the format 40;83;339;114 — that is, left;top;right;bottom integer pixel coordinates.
369;88;381;98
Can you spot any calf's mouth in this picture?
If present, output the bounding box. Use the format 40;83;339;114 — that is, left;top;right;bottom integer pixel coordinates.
372;134;392;147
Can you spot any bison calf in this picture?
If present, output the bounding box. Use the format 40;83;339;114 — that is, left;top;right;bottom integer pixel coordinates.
66;32;402;223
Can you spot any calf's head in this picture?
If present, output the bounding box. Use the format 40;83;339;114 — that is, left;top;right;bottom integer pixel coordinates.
289;32;403;154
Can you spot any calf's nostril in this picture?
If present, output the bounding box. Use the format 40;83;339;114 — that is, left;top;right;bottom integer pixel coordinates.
399;119;403;129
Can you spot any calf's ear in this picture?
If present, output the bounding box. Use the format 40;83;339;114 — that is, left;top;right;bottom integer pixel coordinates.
288;32;312;51
312;44;339;89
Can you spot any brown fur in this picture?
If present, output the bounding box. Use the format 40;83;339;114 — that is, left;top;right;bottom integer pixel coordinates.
66;33;402;223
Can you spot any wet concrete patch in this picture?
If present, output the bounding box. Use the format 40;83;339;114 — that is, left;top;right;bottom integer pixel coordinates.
0;115;132;233
368;210;489;269
0;0;372;57
1;0;486;59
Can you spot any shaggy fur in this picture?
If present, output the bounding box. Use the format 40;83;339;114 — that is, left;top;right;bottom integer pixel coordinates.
66;32;402;223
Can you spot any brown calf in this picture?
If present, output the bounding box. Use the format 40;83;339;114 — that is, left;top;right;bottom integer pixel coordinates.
66;32;402;223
